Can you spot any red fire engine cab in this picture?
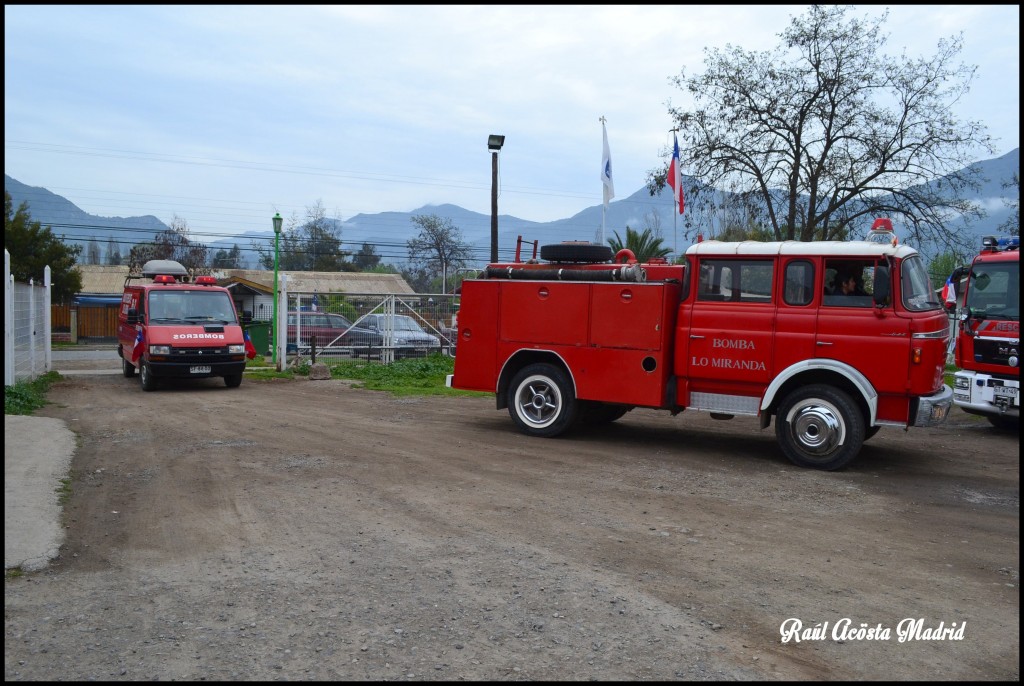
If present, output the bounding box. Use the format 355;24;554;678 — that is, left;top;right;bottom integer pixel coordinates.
947;235;1020;429
117;259;252;391
448;238;953;471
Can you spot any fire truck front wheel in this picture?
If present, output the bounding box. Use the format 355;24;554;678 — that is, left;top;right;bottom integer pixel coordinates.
775;384;865;471
508;363;578;438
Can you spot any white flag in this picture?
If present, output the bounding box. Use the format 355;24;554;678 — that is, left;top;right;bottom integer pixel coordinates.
601;120;614;209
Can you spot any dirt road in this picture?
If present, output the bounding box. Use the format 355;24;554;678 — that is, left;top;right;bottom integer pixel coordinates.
4;370;1019;680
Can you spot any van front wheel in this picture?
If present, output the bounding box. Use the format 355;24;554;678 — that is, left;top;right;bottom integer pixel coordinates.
775;384;864;470
139;362;158;392
122;357;136;378
224;373;243;388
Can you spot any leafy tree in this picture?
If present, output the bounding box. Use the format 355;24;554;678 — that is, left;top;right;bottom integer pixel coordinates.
127;215;209;277
649;5;996;255
212;244;244;269
352;242;382;271
4;190;82;302
607;227;672;262
406;214;471;293
104;235;123;265
255;201;349;271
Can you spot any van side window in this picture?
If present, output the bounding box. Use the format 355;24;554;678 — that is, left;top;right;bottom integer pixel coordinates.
784;260;814;306
697;259;773;303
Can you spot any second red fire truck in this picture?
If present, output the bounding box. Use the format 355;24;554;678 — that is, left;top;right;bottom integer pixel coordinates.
448;236;953;471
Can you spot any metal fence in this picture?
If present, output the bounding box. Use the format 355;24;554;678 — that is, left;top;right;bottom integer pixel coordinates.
282;292;459;364
5;250;52;385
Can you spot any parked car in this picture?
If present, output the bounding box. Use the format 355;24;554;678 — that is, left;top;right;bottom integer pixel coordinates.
360;314;442;358
286;311;382;357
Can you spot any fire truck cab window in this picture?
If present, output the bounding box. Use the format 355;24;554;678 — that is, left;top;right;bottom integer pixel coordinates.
697;259;773;304
824;260;874;308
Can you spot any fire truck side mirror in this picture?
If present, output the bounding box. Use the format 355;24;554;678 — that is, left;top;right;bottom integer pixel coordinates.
872;266;891;307
126;308;139;325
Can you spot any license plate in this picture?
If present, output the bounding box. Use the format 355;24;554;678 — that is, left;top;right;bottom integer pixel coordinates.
190;365;212;374
993;385;1018;398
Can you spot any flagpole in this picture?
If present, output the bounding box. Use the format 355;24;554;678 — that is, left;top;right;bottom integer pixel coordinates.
670;128;678;257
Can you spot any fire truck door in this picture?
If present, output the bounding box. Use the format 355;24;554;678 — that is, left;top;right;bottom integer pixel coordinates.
684;258;775;398
815;261;911;403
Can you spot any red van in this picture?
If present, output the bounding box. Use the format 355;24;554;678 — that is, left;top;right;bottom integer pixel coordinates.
117;260;251;391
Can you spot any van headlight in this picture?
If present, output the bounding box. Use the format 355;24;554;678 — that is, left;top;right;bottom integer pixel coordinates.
228;344;245;354
954;376;970;390
149;345;171;355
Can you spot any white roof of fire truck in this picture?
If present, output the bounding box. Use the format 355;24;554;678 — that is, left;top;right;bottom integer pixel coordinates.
685;240;918;259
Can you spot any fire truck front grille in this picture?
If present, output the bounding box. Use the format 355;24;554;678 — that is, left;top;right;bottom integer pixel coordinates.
171;347;233;363
973;338;1019;367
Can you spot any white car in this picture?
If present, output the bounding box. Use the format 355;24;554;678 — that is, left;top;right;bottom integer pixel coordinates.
360;314;441;358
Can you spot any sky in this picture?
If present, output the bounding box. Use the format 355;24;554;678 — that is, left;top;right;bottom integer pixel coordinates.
4;4;1020;246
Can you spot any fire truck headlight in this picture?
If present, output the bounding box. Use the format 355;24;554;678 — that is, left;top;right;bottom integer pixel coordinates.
954;376;970;390
149;345;171;355
228;344;245;354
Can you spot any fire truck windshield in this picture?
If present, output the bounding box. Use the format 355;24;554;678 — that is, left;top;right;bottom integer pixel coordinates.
966;263;1019;321
901;255;942;311
149;290;237;324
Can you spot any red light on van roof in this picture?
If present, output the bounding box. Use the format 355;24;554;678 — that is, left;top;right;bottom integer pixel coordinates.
152;275;177;284
195;276;217;285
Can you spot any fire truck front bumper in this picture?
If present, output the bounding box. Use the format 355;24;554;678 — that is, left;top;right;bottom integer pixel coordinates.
953;371;1020;419
912;384;954;427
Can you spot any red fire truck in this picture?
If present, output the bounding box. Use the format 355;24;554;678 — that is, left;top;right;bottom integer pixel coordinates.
447;238;953;470
117;260;252;391
947;235;1020;429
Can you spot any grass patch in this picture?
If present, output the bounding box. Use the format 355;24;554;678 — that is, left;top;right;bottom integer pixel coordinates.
327;354;486;397
6;567;24;580
4;371;61;415
56;476;73;505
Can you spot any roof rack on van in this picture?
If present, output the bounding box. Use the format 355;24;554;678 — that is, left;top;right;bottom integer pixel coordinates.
124;259;191;287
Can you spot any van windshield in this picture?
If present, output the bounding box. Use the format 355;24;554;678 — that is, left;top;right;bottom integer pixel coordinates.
149;290;237;324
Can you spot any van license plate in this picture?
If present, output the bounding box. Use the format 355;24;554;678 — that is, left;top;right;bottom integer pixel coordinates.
190;365;212;374
993;385;1017;398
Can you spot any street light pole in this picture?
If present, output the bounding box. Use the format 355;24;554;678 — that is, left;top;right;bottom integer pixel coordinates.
487;134;505;263
271;212;283;366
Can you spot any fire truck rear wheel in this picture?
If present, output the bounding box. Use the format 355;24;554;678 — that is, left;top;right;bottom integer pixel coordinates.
775;384;864;471
508;363;578;438
139;362;158;392
122;357;136;378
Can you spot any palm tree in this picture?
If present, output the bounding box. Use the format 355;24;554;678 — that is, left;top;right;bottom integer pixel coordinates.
607;227;672;263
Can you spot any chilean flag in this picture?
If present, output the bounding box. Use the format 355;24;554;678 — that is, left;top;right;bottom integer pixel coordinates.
941;275;957;306
244;330;257;359
667;132;684;215
131;328;144;362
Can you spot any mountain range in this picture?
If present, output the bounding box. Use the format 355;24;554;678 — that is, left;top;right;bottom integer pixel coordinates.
5;147;1018;269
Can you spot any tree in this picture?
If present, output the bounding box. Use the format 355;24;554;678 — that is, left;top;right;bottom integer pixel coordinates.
212;244;244;269
85;239;101;265
406;214;471;293
928;251;968;291
127;214;209;277
352;242;382;271
999;172;1019;236
255;201;349;271
607;227;672;263
4;190;82;302
649;5;996;255
105;235;123;266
